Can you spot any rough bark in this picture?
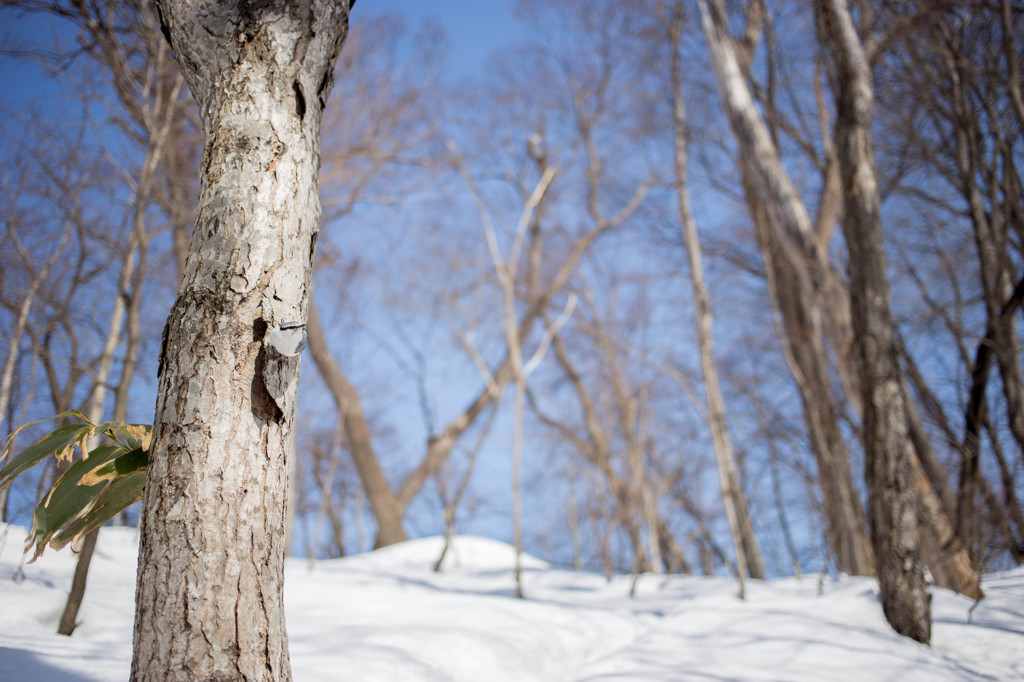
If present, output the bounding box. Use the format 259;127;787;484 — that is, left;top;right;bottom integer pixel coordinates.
132;3;349;680
818;0;930;643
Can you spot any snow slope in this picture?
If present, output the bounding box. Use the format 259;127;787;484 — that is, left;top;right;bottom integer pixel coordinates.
1;523;1021;681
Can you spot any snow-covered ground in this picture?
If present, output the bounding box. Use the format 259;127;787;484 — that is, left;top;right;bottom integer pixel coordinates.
1;523;1021;681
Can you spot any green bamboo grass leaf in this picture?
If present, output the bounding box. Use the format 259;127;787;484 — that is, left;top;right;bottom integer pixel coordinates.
0;421;94;487
113;424;152;452
0;409;89;458
26;445;122;559
2;409;152;559
43;444;124;503
79;446;147;486
50;470;147;552
94;420;126;445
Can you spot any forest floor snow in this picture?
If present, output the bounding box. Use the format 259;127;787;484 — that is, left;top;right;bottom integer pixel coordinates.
1;522;1021;681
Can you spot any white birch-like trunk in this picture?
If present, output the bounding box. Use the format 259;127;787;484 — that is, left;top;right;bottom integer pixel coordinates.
698;0;875;578
132;3;350;679
0;229;66;435
669;1;763;585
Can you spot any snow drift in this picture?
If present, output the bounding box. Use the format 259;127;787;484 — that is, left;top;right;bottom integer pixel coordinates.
1;523;1021;681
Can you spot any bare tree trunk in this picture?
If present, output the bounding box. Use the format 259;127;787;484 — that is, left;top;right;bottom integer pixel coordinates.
305;301;408;547
912;455;983;599
57;13;185;633
586;294;663;577
656;518;692;574
56;530;99;634
473;162;559;598
756;208;875;576
667;0;762;585
818;0;930;643
531;309;672;576
511;367;526;598
310;107;643;549
434;406;492;573
931;6;1024;558
566;460;583;570
310;428;345;559
58;228;145;637
699;0;873;578
880;0;1024;569
132;3;349;679
899;327;1010;585
57;235;151;636
0;228;66;436
901;374;984;593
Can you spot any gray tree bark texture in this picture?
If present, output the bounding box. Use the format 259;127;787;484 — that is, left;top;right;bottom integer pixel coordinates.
817;0;931;644
132;3;350;680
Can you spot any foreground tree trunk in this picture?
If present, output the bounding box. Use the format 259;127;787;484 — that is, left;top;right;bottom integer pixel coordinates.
817;0;930;643
132;3;350;679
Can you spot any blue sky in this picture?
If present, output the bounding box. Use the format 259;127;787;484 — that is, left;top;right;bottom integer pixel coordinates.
360;0;521;74
1;2;523;101
0;0;550;553
1;13;71;104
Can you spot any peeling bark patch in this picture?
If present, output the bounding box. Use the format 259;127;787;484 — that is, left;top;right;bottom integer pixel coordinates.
292;80;306;120
261;353;299;420
251;347;283;423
